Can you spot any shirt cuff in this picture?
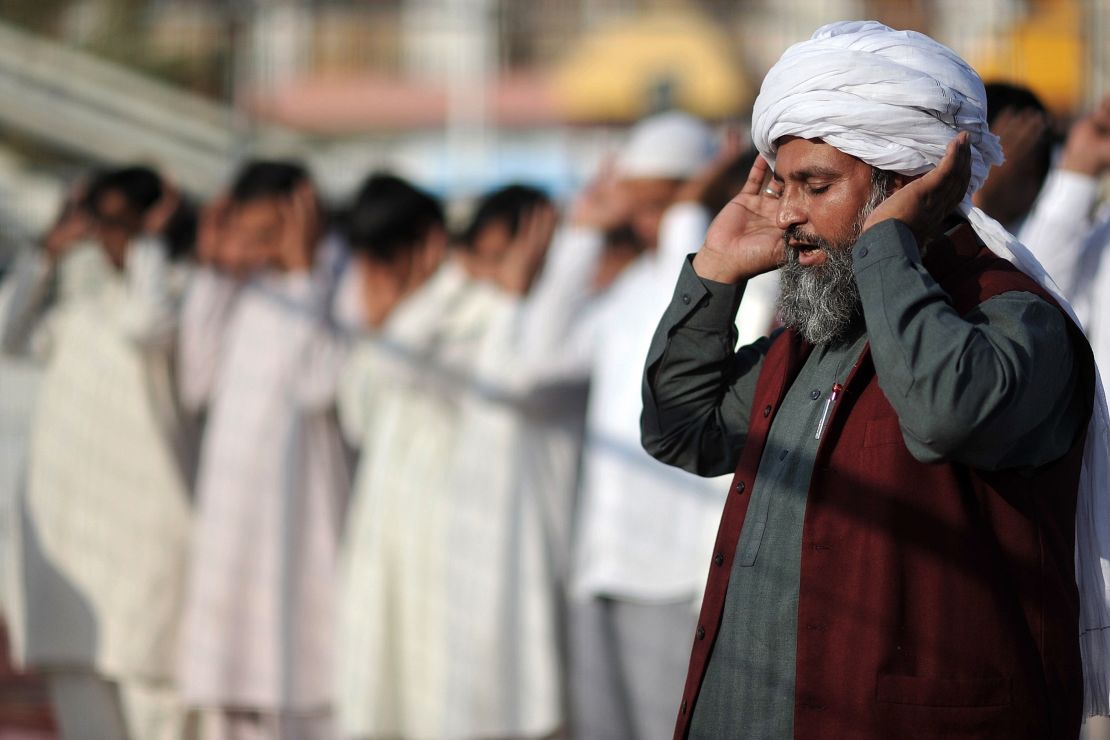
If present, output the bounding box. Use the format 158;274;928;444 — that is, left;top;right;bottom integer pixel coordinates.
1036;169;1101;219
658;202;711;265
852;218;920;274
672;255;746;332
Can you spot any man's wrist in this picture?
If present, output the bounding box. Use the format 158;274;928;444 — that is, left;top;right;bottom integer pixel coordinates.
1058;145;1103;177
692;249;749;284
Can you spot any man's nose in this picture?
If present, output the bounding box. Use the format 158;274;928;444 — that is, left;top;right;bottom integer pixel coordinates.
775;191;806;232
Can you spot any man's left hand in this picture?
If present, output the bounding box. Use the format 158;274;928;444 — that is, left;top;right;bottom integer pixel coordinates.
493;203;557;296
276;182;319;273
862;131;972;245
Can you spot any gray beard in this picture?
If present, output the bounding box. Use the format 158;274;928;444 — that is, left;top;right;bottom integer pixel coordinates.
776;172;890;346
777;242;861;346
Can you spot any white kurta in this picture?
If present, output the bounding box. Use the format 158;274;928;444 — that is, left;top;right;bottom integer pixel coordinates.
178;262;351;713
0;257;45;655
1019;169;1110;376
571;203;750;605
439;231;602;737
337;260;519;739
1;241;191;682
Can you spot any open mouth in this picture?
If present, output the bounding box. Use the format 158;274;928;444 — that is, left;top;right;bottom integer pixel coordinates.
788;240;823;254
787;240;827;266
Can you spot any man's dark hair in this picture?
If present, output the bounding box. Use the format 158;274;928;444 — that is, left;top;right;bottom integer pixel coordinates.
984;81;1054;185
343;173;444;263
460;184;550;249
985;82;1048;125
229;160;310;204
163;199;198;262
83;165;163;215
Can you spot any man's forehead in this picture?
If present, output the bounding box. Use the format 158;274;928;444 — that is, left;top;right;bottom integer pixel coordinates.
772;137;865;180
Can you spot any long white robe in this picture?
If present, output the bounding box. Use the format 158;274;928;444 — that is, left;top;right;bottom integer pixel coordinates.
1019;169;1110;376
567;203;768;606
438;230;604;738
337;260;520;739
0;241;190;684
0;258;45;655
178;261;351;713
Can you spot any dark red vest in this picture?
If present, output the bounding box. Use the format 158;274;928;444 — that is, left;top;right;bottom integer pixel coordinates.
674;224;1095;740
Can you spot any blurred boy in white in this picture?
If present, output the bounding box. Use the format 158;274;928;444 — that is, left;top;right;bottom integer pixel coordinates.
178;161;350;740
336;175;573;739
558;112;774;740
0;166;192;740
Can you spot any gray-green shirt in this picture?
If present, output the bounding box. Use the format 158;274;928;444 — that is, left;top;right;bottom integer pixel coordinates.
640;219;1087;737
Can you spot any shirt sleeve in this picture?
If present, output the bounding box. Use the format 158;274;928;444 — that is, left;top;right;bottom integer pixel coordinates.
177;266;241;412
641;256;775;477
252;271;351;411
0;249;54;356
853;218;1086;470
112;236;178;350
1019;169;1101;303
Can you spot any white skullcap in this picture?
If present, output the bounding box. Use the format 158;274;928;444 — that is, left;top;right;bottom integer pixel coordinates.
755;20;1110;718
617;111;715;180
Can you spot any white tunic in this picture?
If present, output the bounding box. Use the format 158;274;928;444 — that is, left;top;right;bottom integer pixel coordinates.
570;203;769;604
178;262;351;712
337;260;520;739
1;241;191;682
439;234;600;737
1019;169;1110;376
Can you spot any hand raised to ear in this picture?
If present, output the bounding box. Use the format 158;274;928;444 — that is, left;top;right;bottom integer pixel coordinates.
862;131;972;245
1060;95;1110;178
43;180;94;261
143;177;181;237
693;154;785;284
276;181;320;273
494;203;557;295
197;194;232;267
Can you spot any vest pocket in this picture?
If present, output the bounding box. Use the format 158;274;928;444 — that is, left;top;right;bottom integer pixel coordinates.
876;673;1011;708
735;518;766;566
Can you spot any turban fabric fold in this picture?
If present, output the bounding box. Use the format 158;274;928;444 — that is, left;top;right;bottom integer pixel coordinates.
753;20;1110;717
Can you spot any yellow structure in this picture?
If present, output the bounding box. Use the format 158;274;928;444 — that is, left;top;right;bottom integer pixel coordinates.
972;0;1084;114
551;9;749;122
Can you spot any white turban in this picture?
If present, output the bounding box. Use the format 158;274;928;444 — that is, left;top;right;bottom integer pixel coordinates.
617;111;716;180
754;20;1110;717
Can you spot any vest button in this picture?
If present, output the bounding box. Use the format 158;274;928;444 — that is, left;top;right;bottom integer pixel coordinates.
682;293;691;305
810;389;821;400
713;552;724;566
859;246;869;258
696;625;706;640
763;404;772;417
735;481;746;494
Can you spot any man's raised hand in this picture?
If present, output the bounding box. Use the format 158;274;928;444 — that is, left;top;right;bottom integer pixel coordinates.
692;154;785;284
494;203;557;296
276;182;319;273
862;131;972;245
1060;95;1110;178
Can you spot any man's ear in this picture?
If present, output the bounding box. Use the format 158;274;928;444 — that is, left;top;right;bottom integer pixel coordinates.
889;172;923;193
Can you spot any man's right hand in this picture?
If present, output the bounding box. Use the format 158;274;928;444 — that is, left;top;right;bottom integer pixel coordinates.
570;157;632;232
197;195;232;268
42;181;93;262
692;155;785;284
493;203;557;296
1059;95;1110;178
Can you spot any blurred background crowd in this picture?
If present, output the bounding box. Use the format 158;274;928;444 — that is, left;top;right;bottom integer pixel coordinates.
0;1;1109;739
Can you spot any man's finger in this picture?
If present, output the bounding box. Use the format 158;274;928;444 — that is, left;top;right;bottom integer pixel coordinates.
740;156;771;196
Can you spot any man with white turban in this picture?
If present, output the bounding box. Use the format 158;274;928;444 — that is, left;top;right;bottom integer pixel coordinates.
640;21;1109;739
